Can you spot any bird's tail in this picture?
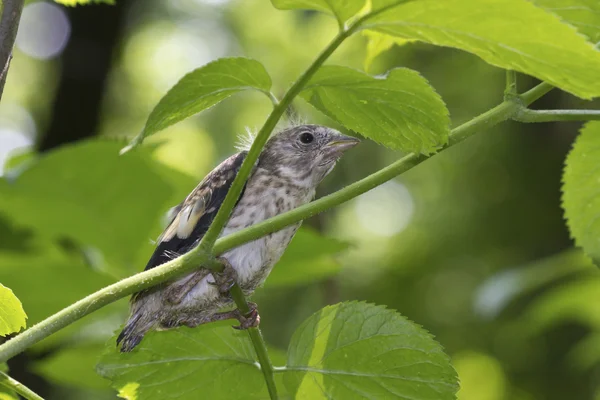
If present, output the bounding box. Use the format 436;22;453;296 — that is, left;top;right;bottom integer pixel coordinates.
117;313;153;352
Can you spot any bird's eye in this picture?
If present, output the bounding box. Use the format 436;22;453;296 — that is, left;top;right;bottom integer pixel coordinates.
299;132;314;144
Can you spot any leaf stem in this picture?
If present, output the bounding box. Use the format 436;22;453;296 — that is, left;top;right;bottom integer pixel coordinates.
0;0;24;101
505;70;517;99
0;371;44;400
513;108;600;123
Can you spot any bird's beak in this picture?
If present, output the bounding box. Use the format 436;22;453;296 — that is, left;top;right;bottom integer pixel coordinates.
325;135;361;155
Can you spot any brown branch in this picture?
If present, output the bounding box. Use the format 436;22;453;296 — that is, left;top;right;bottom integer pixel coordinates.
0;0;24;102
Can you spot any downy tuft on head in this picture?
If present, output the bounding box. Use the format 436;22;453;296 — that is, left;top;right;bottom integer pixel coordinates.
258;124;360;188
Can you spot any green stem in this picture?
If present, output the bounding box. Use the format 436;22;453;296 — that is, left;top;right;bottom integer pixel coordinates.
514;108;600;123
0;371;44;400
519;81;555;105
205;259;278;399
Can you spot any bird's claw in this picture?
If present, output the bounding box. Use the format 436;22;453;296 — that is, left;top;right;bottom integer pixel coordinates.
232;302;260;330
208;257;237;295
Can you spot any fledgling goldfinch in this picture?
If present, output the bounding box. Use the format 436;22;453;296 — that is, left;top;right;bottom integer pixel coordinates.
117;124;359;352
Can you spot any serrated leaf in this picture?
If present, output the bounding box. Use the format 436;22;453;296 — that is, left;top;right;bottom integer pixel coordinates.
267;228;349;287
362;0;600;99
301;66;450;154
271;0;365;25
123;57;272;152
97;323;269;400
534;0;600;43
0;283;26;336
562;122;600;265
0;140;191;271
54;0;114;5
284;301;458;399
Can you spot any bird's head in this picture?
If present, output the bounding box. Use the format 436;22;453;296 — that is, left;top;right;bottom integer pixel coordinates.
259;124;360;188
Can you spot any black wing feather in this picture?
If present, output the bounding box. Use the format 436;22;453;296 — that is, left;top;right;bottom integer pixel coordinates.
144;151;248;271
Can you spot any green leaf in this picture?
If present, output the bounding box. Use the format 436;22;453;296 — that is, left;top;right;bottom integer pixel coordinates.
562;122;600;265
0;140;190;271
362;30;413;72
362;0;600;99
284;301;458;399
270;0;365;25
534;0;600;43
0;283;26;336
301;66;450;154
54;0;115;5
266;228;349;287
97;323;269;400
123;57;272;152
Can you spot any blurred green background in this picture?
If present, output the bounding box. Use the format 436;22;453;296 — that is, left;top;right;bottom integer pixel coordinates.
1;0;600;399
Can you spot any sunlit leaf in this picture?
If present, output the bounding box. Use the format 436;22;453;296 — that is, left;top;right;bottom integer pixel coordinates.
0;283;26;336
534;0;600;42
562;122;600;265
361;0;600;99
301;66;450;154
271;0;365;25
362;30;413;72
123;57;272;152
284;301;459;399
97;323;269;400
266;228;350;287
54;0;115;5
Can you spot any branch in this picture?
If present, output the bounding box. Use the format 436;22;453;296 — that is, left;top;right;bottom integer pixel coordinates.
0;0;24;101
0;371;44;400
514;108;600;123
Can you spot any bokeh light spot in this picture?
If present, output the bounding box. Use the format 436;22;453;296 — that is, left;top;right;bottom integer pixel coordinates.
16;2;71;60
354;180;414;237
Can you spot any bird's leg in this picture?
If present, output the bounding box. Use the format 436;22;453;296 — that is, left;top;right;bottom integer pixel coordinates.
164;270;207;304
208;256;238;295
180;302;260;330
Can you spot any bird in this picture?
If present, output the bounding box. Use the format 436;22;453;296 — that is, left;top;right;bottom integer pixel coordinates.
117;124;359;352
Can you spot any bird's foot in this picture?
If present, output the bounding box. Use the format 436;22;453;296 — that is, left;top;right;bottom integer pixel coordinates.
178;302;260;330
231;302;260;330
208;257;238;295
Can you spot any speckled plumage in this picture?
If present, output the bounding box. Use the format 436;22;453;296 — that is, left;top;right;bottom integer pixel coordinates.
117;125;359;352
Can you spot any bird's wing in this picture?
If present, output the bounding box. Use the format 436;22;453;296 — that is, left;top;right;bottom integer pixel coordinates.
143;151;248;271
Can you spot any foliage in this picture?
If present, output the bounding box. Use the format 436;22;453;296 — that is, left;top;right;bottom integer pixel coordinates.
284;302;458;399
562;122;600;264
0;284;26;337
